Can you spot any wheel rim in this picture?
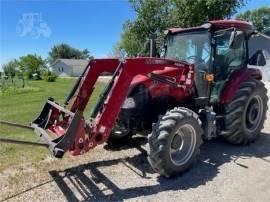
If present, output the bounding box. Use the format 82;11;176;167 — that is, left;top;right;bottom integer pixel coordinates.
170;124;196;166
245;95;263;132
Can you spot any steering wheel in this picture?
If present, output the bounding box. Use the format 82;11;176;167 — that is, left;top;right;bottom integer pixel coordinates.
187;55;208;68
187;55;200;60
186;56;209;77
186;55;204;64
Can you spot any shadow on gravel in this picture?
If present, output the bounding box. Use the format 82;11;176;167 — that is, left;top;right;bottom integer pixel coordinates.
49;133;270;201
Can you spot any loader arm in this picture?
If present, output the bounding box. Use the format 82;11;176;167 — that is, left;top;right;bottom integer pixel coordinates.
30;58;194;157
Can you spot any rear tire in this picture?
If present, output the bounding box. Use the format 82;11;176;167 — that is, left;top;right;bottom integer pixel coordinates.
221;79;268;144
147;107;203;178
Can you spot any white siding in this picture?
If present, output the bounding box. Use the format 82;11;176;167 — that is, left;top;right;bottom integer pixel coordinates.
248;34;270;81
71;67;84;77
249;63;270;82
52;61;72;77
51;59;88;77
249;34;270;57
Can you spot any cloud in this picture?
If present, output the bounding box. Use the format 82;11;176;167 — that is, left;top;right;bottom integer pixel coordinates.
16;13;52;39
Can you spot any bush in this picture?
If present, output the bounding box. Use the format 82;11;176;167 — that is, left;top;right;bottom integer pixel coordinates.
18;54;46;80
0;77;25;89
0;77;41;95
43;71;58;82
0;86;41;96
32;73;42;80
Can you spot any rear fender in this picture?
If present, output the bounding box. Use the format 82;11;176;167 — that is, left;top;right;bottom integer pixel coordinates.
220;68;262;104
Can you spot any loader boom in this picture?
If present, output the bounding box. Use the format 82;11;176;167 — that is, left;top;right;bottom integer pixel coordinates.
30;58;194;157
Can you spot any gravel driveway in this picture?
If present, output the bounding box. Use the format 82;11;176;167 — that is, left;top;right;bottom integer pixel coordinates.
0;83;270;202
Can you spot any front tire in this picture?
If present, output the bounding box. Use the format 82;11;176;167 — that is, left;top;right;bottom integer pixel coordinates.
147;107;203;178
107;126;133;146
221;79;268;144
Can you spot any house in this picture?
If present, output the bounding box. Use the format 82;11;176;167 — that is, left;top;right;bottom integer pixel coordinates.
51;59;89;77
263;27;270;37
248;32;270;81
249;32;270;57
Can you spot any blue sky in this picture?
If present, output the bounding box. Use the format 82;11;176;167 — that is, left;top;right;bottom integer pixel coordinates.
0;0;269;68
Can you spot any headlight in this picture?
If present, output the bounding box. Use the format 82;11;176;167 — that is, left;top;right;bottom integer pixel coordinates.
122;97;136;109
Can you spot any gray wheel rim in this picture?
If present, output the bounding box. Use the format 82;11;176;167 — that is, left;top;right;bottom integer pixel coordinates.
245;95;263;133
170;124;196;166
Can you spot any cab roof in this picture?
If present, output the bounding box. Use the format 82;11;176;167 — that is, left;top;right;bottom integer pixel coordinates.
168;20;254;34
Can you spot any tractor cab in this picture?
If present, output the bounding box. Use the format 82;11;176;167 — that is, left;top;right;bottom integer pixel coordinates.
163;20;260;103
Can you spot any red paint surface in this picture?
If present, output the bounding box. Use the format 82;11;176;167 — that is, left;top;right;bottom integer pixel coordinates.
209;20;254;30
220;68;262;104
39;58;262;156
169;20;254;34
46;58;194;155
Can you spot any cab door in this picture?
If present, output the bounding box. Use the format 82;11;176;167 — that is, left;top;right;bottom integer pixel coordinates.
211;29;247;103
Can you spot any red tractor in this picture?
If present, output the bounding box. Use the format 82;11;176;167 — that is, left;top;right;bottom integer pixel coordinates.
1;20;268;178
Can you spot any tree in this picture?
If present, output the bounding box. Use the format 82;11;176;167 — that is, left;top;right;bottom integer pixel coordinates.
171;0;246;27
2;60;18;81
18;54;46;79
120;22;143;56
120;0;246;56
120;0;174;56
48;43;93;63
236;6;270;32
108;42;126;59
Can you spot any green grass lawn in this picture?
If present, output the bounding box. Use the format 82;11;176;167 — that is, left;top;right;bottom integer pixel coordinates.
0;78;104;171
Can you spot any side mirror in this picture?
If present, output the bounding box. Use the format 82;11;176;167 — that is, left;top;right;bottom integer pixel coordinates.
228;29;237;48
249;50;267;66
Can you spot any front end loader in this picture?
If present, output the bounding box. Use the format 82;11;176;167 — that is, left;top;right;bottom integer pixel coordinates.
1;20;268;178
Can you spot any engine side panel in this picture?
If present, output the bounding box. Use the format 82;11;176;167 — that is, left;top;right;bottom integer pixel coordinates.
117;67;194;133
130;67;191;101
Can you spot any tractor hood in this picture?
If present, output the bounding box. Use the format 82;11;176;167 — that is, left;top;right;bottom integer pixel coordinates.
127;57;190;67
128;57;191;85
